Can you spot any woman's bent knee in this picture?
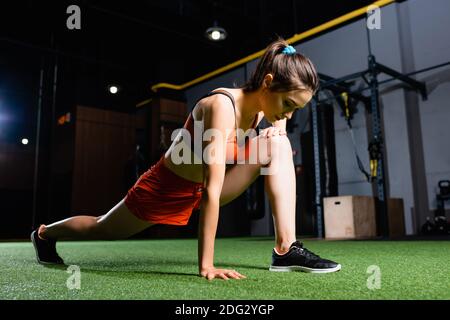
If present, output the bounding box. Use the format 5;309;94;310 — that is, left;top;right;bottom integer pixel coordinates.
255;134;292;166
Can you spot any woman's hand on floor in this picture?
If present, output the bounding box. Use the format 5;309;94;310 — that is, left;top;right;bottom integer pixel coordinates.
200;267;247;281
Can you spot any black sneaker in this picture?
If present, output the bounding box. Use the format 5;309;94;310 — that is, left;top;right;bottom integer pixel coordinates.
269;241;341;273
31;229;64;265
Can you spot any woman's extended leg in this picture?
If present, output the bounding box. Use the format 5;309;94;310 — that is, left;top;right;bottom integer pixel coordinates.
220;133;296;254
39;198;153;241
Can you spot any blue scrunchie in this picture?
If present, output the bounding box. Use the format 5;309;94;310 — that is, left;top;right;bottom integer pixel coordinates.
282;45;296;55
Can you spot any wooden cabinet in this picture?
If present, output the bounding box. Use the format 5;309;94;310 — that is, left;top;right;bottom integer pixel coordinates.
143;98;187;164
71;106;136;215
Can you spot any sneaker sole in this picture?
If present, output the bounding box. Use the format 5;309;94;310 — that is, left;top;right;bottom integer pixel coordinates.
31;231;64;265
269;264;341;273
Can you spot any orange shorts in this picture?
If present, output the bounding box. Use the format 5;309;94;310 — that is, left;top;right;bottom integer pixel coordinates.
124;156;204;226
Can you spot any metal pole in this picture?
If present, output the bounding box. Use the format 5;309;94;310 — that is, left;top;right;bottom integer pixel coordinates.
368;55;390;237
46;50;58;222
366;17;373;56
311;99;323;238
31;59;45;230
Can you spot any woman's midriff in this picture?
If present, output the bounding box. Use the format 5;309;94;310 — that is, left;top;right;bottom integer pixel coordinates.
162;134;254;183
162;152;204;184
162;108;263;181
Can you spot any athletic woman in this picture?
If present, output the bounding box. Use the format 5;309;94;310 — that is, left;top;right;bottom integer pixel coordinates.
32;38;341;280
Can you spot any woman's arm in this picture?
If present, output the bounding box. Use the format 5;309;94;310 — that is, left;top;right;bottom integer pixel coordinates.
197;180;222;274
197;96;246;281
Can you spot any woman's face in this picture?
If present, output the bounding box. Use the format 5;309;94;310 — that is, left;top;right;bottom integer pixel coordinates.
260;77;313;124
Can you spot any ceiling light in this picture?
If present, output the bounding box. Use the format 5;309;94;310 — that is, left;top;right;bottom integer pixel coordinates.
109;85;119;94
205;21;227;41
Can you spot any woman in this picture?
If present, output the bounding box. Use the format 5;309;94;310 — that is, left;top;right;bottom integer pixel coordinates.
32;38;341;280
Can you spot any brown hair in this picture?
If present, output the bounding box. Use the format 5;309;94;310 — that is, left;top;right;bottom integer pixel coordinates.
242;38;319;94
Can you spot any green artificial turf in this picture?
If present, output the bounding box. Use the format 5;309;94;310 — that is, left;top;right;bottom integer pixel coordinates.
0;237;449;300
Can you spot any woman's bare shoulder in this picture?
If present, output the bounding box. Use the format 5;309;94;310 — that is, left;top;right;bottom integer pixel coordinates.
193;90;236;124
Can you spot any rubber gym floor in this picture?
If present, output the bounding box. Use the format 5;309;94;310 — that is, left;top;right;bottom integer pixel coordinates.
1;237;449;300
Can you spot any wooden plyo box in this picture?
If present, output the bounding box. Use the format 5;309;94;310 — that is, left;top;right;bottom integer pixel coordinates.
386;198;406;238
323;196;406;239
324;196;377;239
